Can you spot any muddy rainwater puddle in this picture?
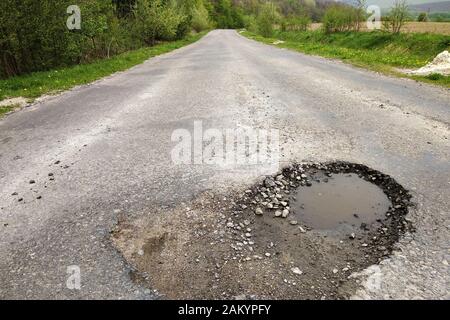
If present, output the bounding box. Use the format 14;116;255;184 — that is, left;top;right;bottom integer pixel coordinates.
291;173;391;230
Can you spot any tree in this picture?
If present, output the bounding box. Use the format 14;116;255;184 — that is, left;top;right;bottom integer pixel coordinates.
417;12;428;22
354;0;367;31
383;0;409;33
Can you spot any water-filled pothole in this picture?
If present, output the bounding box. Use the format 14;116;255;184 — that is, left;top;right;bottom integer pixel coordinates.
291;173;391;230
112;161;414;299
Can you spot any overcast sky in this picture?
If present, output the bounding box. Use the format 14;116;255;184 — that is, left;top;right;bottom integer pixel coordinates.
363;0;449;7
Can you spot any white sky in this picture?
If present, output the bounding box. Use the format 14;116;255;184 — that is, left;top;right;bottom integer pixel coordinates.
365;0;449;7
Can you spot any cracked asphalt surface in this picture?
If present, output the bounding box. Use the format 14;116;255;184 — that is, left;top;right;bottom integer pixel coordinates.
0;30;449;299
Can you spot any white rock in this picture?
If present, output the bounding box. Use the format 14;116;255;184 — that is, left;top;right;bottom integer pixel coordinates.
291;267;303;275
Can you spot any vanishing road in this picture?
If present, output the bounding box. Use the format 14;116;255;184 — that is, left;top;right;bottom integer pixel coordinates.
0;30;449;299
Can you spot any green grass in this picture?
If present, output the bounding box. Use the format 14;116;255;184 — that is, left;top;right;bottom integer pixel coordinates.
241;30;450;87
0;31;208;101
0;104;20;117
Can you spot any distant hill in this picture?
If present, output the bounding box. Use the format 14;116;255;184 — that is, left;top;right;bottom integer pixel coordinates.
409;1;450;13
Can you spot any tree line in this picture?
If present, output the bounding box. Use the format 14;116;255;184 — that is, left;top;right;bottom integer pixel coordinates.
0;0;413;79
0;0;231;78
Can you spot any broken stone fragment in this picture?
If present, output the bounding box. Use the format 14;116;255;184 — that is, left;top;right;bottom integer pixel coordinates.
264;178;275;188
255;207;263;215
291;267;303;275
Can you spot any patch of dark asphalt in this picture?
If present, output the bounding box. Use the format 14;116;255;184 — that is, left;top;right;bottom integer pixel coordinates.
111;163;413;299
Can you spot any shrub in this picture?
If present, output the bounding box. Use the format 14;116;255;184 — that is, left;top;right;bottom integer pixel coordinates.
191;3;211;32
257;2;280;37
242;15;258;33
284;15;311;32
322;5;364;33
132;0;186;44
426;73;443;81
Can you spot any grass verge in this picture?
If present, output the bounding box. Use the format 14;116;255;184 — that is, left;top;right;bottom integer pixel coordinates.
0;31;208;101
241;30;450;88
0;104;20;117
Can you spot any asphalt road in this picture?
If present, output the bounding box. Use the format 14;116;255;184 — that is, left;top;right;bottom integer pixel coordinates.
0;30;449;299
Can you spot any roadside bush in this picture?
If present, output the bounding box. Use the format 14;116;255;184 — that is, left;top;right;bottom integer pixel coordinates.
191;3;211;32
284;15;311;32
132;0;186;44
426;73;443;81
322;5;364;33
257;2;280;37
242;15;258;33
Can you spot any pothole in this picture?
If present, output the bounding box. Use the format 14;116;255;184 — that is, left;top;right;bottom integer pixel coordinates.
290;173;390;231
111;161;413;299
